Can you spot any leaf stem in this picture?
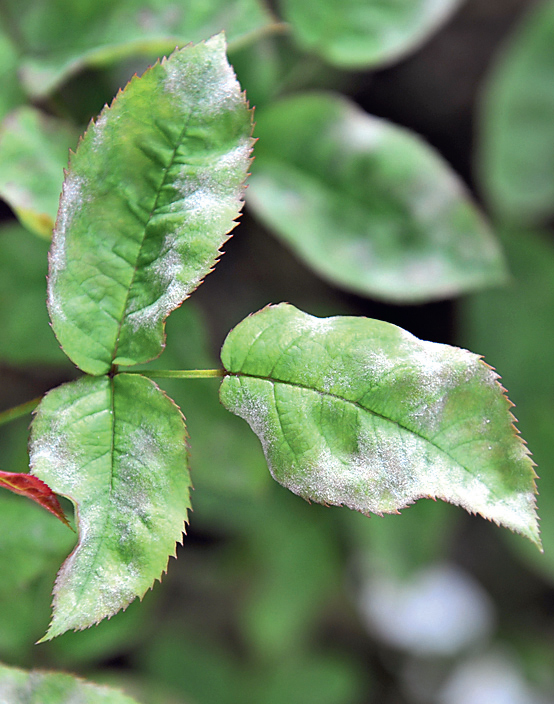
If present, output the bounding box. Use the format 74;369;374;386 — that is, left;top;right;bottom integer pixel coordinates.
0;397;41;427
124;369;226;379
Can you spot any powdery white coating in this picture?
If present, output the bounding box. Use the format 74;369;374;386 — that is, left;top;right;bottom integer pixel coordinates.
125;137;251;332
126;232;188;332
30;377;190;637
48;172;88;322
51;171;86;272
225;378;278;459
163;35;243;117
90;107;115;153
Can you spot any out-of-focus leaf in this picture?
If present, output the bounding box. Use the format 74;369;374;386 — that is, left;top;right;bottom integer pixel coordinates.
2;0;275;98
220;303;540;546
0;490;75;659
250;652;365;704
478;0;554;223
29;373;191;640
0;491;75;596
248;93;506;303
460;227;554;577
0;30;25;121
48;35;253;375
343;497;457;579
0;470;71;528
279;0;462;68
140;627;246;704
239;487;340;659
0;108;77;239
0;662;139;703
0;223;68;365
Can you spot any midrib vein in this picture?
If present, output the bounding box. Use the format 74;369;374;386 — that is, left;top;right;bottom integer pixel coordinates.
230;370;502;498
111;115;192;363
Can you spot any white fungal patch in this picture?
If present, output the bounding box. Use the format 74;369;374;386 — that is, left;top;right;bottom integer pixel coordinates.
48;172;87;322
30;425;80;495
163;36;243;117
52;172;86;268
90;108;113;153
126;233;189;331
221;377;278;461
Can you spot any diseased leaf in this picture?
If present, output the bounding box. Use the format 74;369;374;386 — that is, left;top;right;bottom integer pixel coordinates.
0;470;71;528
0;662;139;703
2;0;275;98
219;303;540;547
29;373;191;640
478;0;554;223
48;34;253;375
0;107;78;239
247;93;506;303
279;0;462;68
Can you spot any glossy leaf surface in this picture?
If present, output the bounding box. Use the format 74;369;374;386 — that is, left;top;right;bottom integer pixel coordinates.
279;0;462;68
30;373;191;639
1;0;274;97
220;303;540;546
479;0;554;223
48;34;253;375
248;93;506;303
0;107;77;239
0;470;70;527
0;662;139;703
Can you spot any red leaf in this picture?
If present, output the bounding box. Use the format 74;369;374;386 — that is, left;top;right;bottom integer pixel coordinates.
0;470;72;528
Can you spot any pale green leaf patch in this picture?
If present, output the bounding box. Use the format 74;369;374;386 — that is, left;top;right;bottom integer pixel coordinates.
30;373;191;640
220;304;540;547
478;0;554;223
248;93;506;303
2;0;275;98
0;661;139;703
279;0;463;69
48;33;254;375
0;107;78;239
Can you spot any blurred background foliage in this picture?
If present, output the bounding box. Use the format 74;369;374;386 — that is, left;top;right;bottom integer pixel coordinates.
0;0;553;702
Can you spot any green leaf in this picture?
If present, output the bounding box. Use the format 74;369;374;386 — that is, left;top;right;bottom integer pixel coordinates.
0;107;78;239
0;491;75;596
219;303;540;546
29;373;191;640
247;93;506;303
0;29;25;121
478;0;554;223
3;0;275;98
48;34;253;375
279;0;462;68
0;223;69;365
0;662;139;703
